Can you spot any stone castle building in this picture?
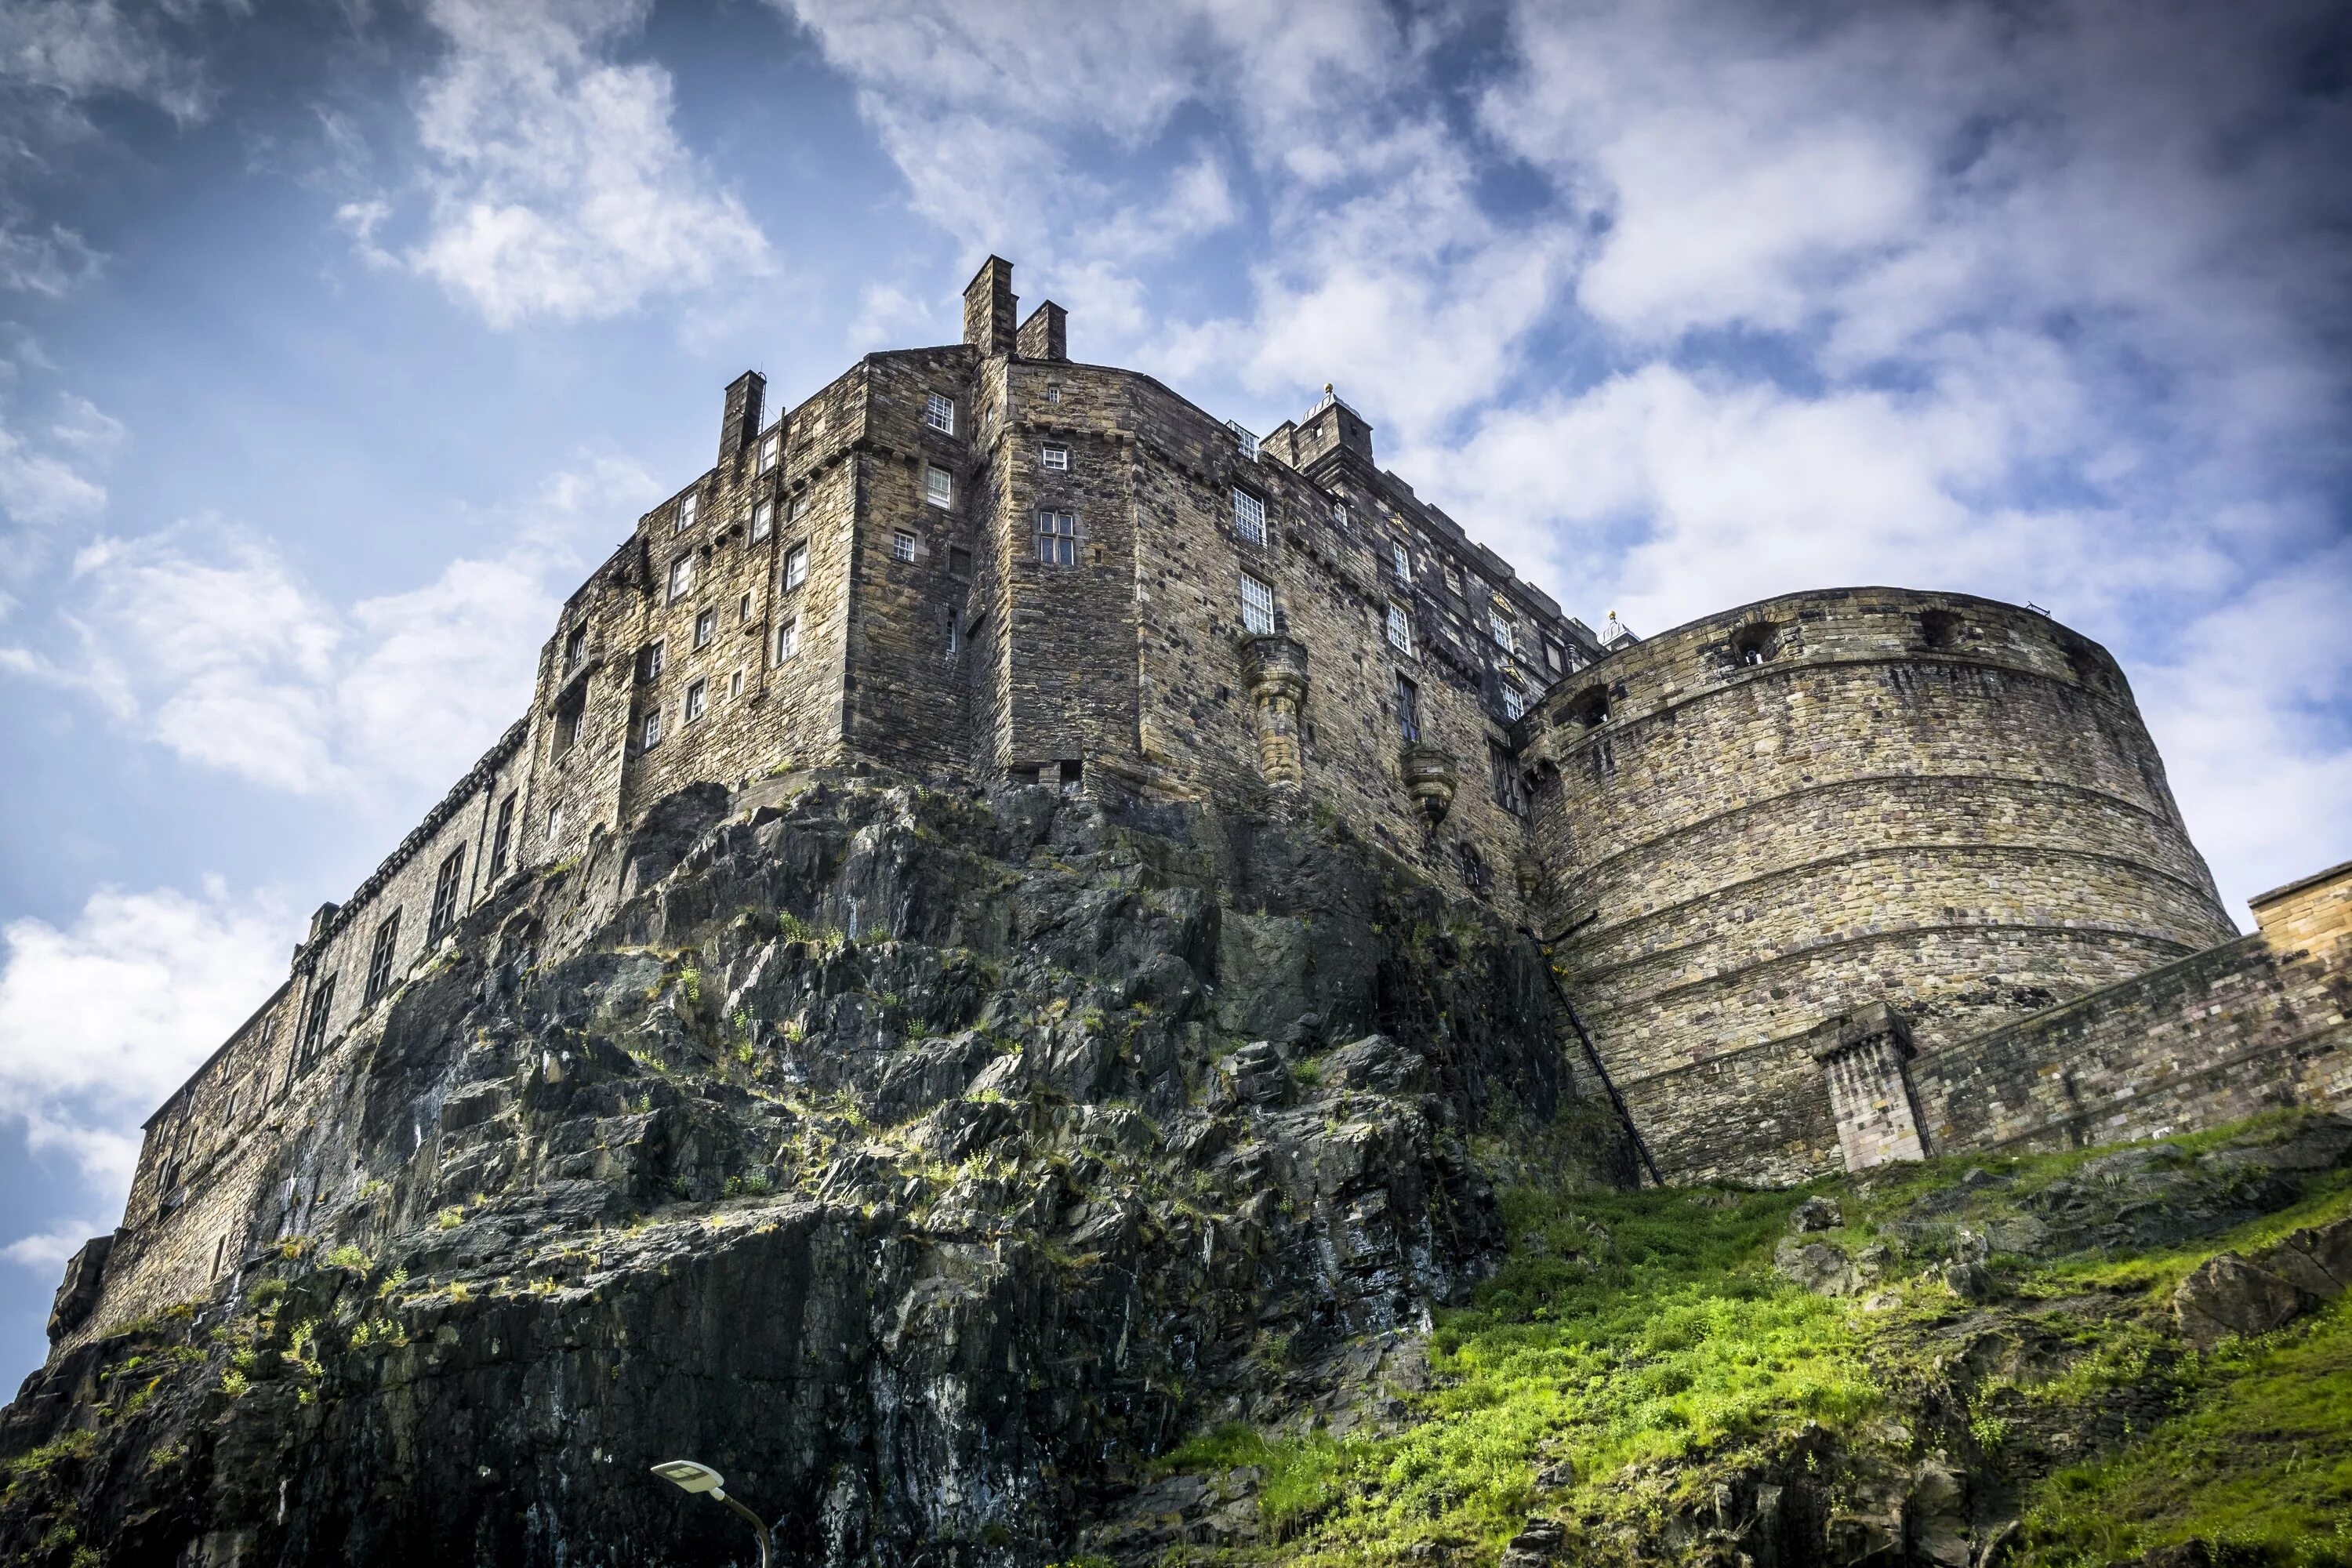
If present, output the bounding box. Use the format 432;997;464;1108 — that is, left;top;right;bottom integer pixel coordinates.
45;259;2351;1348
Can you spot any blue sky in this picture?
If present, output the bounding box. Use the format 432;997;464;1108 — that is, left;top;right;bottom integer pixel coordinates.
0;0;2345;1385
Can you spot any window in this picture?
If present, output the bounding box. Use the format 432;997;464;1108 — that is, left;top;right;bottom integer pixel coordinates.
1500;683;1525;722
1386;602;1414;655
751;500;772;542
1444;564;1462;598
1391;541;1412;583
781;545;808;591
1332;501;1349;529
364;911;401;1006
488;794;516;879
1544;641;1563;673
1037;510;1076;564
546;803;563;842
641;709;662;749
684;677;707;724
774;619;800;662
728;668;744;698
428;847;466;940
640;641;666;681
693;608;717;650
667;555;695;603
759;431;779;473
1491;742;1526;816
1045;383;1062;403
946;617;960;655
926;466;953;508
893;531;917;562
563;625;586;669
924;392;956;434
1229;422;1259;461
299;975;336;1064
789;494;810;521
1232;488;1266;546
1922;609;1960;649
1041;442;1069;472
1459;844;1493;895
1395;673;1420;742
738;591;753;625
675;492;698;532
556;699;585;754
1490;608;1516;652
1240;572;1276;635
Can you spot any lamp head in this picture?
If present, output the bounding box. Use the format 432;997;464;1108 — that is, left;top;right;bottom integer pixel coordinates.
652;1459;725;1496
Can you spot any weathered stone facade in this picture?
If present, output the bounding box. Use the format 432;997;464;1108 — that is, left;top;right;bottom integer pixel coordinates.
47;260;2352;1352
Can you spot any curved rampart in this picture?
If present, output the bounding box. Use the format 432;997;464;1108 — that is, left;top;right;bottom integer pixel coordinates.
1526;587;2236;1183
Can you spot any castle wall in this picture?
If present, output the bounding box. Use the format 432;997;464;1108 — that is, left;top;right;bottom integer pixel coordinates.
1911;860;2352;1156
1528;589;2238;1183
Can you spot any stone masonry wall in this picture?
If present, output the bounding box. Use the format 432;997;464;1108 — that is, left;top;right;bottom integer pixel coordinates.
1527;588;2238;1184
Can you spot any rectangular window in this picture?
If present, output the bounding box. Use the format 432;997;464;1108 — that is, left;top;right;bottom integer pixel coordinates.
300;975;336;1063
925;466;953;508
782;544;808;591
1391;541;1412;583
924;392;956;434
1232;488;1266;546
946;617;960;654
684;677;707;724
556;700;585;753
1041;442;1069;472
640;640;666;681
1037;510;1076;564
428;847;466;940
1332;501;1349;529
675;492;698;532
1544;641;1562;673
1045;383;1062;403
751;499;772;541
728;668;744;698
563;625;586;669
893;530;917;562
364;911;401;1007
1492;742;1526;815
488;793;516;879
789;494;809;521
1395;673;1420;742
693;608;717;649
546;803;562;842
667;555;695;602
738;591;753;624
774;619;800;662
1229;421;1258;461
1386;602;1414;655
1500;683;1525;722
1240;572;1276;635
1490;608;1516;652
759;431;779;473
641;708;662;749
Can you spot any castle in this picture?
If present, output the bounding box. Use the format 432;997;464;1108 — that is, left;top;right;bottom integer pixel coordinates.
42;259;2351;1350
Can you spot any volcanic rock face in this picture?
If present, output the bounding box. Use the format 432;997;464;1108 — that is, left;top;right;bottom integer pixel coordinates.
0;776;1619;1567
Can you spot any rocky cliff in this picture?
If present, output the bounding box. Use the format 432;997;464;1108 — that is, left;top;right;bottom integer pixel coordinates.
0;775;1624;1566
6;775;2349;1568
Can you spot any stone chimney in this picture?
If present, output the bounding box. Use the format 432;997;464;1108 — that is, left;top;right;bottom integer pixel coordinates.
719;370;765;469
963;256;1018;357
1016;300;1067;361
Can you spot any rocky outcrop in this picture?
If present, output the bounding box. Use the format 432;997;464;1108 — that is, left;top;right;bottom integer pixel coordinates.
2172;1214;2352;1347
0;777;1623;1567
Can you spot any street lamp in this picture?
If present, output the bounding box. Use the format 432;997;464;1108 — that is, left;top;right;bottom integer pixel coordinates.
651;1459;774;1568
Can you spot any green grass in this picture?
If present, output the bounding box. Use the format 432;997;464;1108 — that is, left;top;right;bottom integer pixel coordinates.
2020;1296;2352;1568
1166;1183;1888;1559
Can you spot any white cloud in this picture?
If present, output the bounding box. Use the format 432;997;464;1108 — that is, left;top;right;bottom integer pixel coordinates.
0;881;292;1189
2;452;652;797
383;0;772;327
2;1221;107;1272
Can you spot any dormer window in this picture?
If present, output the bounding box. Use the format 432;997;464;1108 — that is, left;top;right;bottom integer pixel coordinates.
675;492;698;532
925;393;956;435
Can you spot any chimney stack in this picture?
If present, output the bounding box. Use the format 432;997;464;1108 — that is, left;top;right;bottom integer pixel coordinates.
719;371;766;468
1016;300;1067;361
963;256;1017;357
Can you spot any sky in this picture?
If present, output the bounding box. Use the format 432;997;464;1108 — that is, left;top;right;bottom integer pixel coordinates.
0;0;2346;1386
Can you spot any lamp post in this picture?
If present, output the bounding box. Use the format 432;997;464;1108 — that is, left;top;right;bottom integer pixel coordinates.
651;1459;774;1568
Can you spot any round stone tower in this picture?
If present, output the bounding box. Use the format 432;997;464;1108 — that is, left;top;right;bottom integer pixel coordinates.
1524;587;2237;1184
